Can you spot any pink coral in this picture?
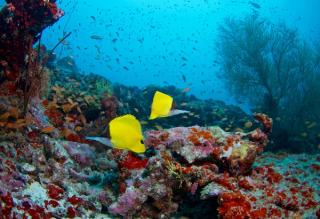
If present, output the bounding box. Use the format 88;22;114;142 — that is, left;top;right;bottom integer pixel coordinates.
108;187;147;216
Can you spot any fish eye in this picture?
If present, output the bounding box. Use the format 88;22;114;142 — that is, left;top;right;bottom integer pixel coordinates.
140;140;144;144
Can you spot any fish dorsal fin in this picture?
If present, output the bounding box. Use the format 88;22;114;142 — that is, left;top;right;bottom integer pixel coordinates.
149;91;173;120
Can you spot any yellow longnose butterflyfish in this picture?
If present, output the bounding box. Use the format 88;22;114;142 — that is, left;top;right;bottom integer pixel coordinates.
149;91;190;120
86;114;145;153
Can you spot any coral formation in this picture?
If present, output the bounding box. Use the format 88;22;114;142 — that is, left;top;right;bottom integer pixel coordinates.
0;92;319;218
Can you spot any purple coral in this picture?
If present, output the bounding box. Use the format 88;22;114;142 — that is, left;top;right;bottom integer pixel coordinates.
62;141;96;167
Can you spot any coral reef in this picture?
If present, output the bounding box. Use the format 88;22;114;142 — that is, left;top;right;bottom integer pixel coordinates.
0;14;319;217
0;91;319;218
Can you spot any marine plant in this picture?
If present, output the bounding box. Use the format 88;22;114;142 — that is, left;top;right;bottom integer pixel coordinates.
217;14;320;152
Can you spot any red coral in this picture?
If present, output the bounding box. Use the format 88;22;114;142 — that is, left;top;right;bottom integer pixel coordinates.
316;208;320;218
47;184;64;200
67;206;77;218
303;200;318;209
119;152;149;170
67;195;83;206
44;200;60;208
66;133;86;143
311;164;320;171
238;177;254;190
0;192;14;216
254;113;273;134
269;207;282;218
214;172;236;190
250;208;267;218
44;109;64;126
218;192;251;219
187;127;214;146
27;130;40;139
266;166;283;183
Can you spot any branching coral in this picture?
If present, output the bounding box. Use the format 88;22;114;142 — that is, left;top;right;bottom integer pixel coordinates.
217;15;320;152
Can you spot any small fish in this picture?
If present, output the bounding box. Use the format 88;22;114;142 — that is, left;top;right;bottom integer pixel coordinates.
307;122;317;129
75;126;83;132
182;74;186;82
60;39;70;46
180;102;188;106
244;121;253;128
90;35;103;40
41;126;56;134
86;114;145;153
62;103;76;113
90;16;96;21
149;91;190;120
182;87;190;93
181;56;188;61
140;121;148;125
8;108;18;119
154;125;163;130
248;1;261;9
300;132;308;138
67;61;73;66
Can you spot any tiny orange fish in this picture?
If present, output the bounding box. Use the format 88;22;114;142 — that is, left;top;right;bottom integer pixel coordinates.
41;126;56;134
9;107;19;119
0;112;10;121
75;126;83;132
6;122;17;129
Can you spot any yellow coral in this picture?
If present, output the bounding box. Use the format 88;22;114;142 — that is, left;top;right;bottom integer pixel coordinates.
165;161;185;188
231;142;249;160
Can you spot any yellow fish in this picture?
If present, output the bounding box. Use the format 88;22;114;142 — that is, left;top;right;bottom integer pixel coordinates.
149;91;189;120
86;114;145;153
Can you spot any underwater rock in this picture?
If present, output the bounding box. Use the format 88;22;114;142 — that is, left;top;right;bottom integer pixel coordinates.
145;114;270;176
61;141;96;167
108;186;147;216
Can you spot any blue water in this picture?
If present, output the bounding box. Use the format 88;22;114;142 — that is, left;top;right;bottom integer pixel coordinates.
40;0;320;110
